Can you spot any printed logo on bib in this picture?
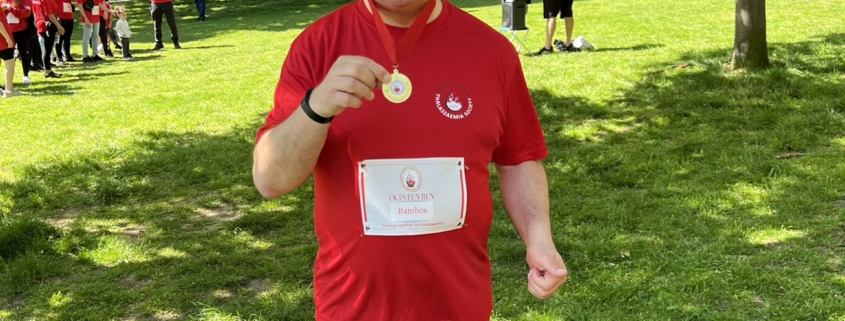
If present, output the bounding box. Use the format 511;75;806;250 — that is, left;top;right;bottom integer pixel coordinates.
435;83;473;120
400;166;422;193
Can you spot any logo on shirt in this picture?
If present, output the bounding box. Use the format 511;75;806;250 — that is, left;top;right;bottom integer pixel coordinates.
400;166;422;193
435;83;473;120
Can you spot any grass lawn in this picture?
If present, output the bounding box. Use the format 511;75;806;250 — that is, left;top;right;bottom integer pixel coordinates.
2;0;845;319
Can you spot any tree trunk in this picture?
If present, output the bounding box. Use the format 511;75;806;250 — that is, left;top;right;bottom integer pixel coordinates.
731;0;769;69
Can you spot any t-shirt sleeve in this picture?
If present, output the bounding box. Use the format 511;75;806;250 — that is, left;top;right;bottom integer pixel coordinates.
255;32;318;144
491;62;548;166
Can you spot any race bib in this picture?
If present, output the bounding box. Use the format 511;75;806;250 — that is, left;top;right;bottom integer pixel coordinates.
63;3;72;13
358;158;467;236
6;12;19;24
91;6;99;15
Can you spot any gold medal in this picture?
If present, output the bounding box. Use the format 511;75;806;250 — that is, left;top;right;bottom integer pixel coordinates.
366;0;436;105
383;70;412;104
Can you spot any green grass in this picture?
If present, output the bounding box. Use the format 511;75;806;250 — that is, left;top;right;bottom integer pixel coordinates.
2;0;845;320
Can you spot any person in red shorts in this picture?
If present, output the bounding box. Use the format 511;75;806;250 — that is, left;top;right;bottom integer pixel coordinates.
253;0;568;319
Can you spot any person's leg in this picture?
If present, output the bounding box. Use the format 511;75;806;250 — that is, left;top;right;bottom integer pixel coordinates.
3;58;14;93
198;0;206;20
151;3;164;47
12;31;30;78
41;32;57;75
81;23;91;58
163;2;179;47
109;28;120;48
29;34;43;69
562;0;574;46
539;0;562;52
121;37;129;58
60;19;75;59
98;17;111;56
90;22;100;58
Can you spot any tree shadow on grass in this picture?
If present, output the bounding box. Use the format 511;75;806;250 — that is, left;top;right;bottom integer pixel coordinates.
488;34;845;319
0;117;319;320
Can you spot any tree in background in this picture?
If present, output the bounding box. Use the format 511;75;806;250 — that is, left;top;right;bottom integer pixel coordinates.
731;0;769;69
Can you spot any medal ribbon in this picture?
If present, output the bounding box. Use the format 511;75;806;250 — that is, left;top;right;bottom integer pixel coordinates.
366;0;437;70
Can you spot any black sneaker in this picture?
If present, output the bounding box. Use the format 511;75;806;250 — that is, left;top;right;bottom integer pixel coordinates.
173;42;182;50
533;46;553;56
114;44;122;49
554;39;566;52
565;43;581;53
152;42;164;51
65;56;77;62
45;72;61;78
93;56;104;61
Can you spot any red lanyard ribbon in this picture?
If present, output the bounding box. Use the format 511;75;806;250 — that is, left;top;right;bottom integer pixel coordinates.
365;0;437;70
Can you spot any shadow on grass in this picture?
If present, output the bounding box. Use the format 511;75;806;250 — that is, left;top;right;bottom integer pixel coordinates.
591;43;665;52
2;34;845;320
20;84;77;96
489;36;845;318
0;118;318;320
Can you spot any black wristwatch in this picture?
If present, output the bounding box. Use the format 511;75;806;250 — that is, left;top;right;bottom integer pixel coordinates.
300;89;334;124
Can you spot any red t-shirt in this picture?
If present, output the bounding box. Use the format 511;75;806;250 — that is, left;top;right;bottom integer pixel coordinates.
32;0;57;33
0;9;14;50
56;0;72;20
76;0;100;23
2;0;32;33
151;0;170;3
256;1;547;320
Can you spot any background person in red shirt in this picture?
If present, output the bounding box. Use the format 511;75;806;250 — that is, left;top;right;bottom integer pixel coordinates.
2;0;32;85
55;0;74;62
32;0;64;78
253;0;568;319
77;0;102;62
150;0;178;50
1;1;19;97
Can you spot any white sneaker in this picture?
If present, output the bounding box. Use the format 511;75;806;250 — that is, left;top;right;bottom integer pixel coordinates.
2;90;21;98
22;76;31;85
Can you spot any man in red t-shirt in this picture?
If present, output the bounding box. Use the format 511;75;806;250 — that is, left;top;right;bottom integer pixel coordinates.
150;0;178;50
253;0;568;320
